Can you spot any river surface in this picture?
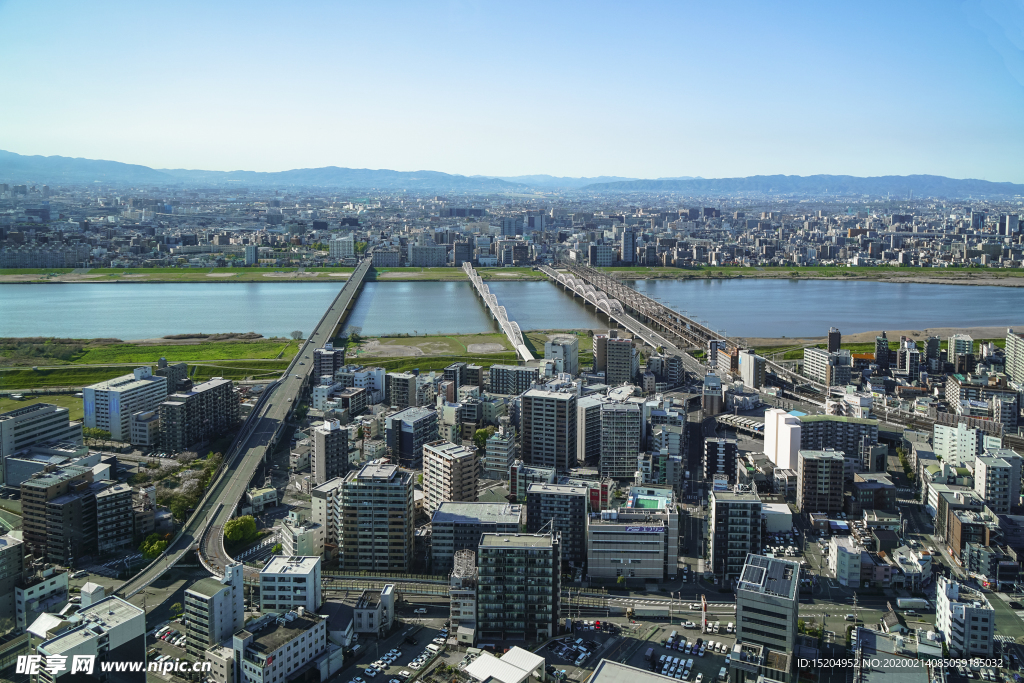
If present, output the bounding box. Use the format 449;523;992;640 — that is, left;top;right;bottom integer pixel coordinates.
1;279;1021;339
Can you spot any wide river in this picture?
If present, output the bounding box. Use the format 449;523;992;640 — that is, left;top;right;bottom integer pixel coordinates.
0;279;1021;340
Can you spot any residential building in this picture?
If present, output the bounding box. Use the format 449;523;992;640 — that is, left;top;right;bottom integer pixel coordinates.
245;243;259;265
483;419;516;478
260;556;322;614
329;234;355;260
599;402;642;480
423;440;479;513
384;406;438;468
34;596;146;683
544;336;579;376
526;484;589;565
520;389;577;472
353;584;396;636
475;532;561;642
337;462;414;571
385;372;419;409
280;510;323;558
311;478;343;562
763;408;801;470
935;575;995;657
735;553;800;655
798;415;879;456
314;343;345;381
796;449;845;514
20;465;93;560
231;609;328;683
15;565;69;633
934;421;1003;467
159;377;238;453
704;438;738;482
1007;329;1024;384
0;403;83;475
828;536;863;587
803;347;852;386
185;563;244;656
84;367;168;442
95;481;134;555
708;490;762;583
430;502;523;573
0;534;24;628
312;419;349;486
702;372;724;417
738;349;766;389
576;396;605;467
488;365;538;395
948;334;975;366
594;333;638;386
449;550;478;645
974;450;1022;515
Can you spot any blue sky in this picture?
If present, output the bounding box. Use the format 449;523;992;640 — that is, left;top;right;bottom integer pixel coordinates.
1;0;1023;181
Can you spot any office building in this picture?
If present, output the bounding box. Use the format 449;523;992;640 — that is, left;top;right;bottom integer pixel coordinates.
763;408;801;470
587;488;678;581
476;532;561;642
430;502;523;573
231;610;328;683
259;556;322;614
84;367;168;442
708;490;762;583
185;563;244;656
526;484;589;565
796;449;845;514
385;372;419;409
737;349;766;389
353;584;396;636
588;243;614;267
337;462;414;571
312;419;349;486
20;465;93;560
0;403;83;473
599;402;642;480
736;554;800;655
704;438;738;482
620;228;636;264
15;565;69;633
828;536;862;587
702;372;724;417
384;406;438;468
487;364;538;395
35;596;146;683
594;333;638;386
329;234;355;260
935;575;995;657
576;395;605;467
544;336;579;376
974;450;1023;515
159;377;238;453
280;510;324;558
423;440;479;513
827;327;842;353
803;347;852;386
521;389;577;472
483;419;516;478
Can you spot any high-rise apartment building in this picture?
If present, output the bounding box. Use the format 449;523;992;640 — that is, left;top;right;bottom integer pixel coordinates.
763;409;800;471
704;438;738;482
259;555;322;614
735;554;800;655
0;403;83;475
337;462;414;571
329;234;355;260
594;334;638;385
449;550;478;640
708;490;762;583
314;343;345;380
544;336;579;376
488;364;538;395
827;327;842;353
430;501;523;573
96;481;134;555
385;406;438;468
526;483;589;565
973;450;1023;515
244;243;259;265
385;372;419;409
476;533;561;642
423;440;479;513
576;396;605;467
184;563;244;656
798;415;879;454
483;419;516;478
620;228;636;264
158;377;238;453
312;419;349;485
521;389;577;472
1007;329;1024;384
948;334;975;365
84;367;168;442
796;449;845;513
20;465;93;559
803;347;852;386
599;402;642;480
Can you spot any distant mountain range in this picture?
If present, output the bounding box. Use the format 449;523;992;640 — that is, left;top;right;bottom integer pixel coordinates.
1;149;1021;197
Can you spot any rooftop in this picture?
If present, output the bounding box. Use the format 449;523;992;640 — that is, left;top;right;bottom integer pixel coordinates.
589;660;679;683
37;597;144;656
249;613;322;653
432;502;523;525
187;577;230;599
262;556;320;575
23;465;91;489
480;533;555;549
354;462;399;481
737;553;799;600
527;483;588;497
1;402;67;421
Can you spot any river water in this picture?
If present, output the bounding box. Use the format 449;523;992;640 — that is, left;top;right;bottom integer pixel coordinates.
0;279;1021;340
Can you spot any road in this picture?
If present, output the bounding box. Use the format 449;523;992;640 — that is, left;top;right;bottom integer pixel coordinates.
115;258;371;596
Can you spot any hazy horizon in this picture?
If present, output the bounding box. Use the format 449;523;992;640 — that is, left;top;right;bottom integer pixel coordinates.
2;1;1023;182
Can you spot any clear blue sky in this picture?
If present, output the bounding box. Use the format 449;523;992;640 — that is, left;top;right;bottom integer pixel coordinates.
2;0;1023;182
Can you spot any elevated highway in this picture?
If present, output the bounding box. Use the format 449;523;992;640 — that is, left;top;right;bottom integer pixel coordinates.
115;258;372;596
463;263;534;361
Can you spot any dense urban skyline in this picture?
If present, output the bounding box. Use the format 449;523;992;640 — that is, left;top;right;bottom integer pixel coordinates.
2;1;1024;181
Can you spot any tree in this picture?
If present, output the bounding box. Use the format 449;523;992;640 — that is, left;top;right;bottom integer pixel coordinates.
473;427;495;450
616;576;626;586
83;428;111;440
224;515;258;544
170;602;183;619
140;533;168;559
356;426;364;440
290;330;303;340
272;543;283;554
355;241;368;254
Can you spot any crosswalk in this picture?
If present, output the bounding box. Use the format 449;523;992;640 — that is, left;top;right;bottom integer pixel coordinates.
102;552;143;568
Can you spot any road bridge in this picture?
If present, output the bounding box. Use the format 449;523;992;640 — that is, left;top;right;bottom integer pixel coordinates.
115;258;373;596
463;263;534;361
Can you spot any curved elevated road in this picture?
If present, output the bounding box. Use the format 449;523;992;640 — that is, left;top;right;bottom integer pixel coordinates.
116;258;372;597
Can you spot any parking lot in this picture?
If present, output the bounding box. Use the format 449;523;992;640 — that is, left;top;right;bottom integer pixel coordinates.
337;620;454;683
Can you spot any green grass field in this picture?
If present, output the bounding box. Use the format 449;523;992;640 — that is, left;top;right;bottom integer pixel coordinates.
0;393;85;421
0;366;131;390
73;340;299;364
356;353;521;374
350;333;512;357
189;360;290;381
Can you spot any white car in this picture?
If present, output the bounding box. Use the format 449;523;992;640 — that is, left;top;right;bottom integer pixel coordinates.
409;663;422;671
683;621;695;629
364;669;378;678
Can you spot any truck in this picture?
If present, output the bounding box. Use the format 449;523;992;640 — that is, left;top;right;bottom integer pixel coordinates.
896;598;929;610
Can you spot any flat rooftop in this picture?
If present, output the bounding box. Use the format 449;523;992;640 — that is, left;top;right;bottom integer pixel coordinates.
262;556;320;575
355;462;399;480
432;502;523;525
38;597;143;656
737;553;799;600
249;614;321;653
480;533;554;548
527;483;588;496
589;660;678;683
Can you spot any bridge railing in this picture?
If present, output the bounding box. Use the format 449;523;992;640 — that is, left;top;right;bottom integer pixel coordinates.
463;263;533;360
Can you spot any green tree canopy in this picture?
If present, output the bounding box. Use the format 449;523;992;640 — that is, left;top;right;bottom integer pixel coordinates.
224;515;258;544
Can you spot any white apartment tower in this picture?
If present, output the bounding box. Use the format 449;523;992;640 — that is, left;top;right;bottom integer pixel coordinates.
84;367;168;441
